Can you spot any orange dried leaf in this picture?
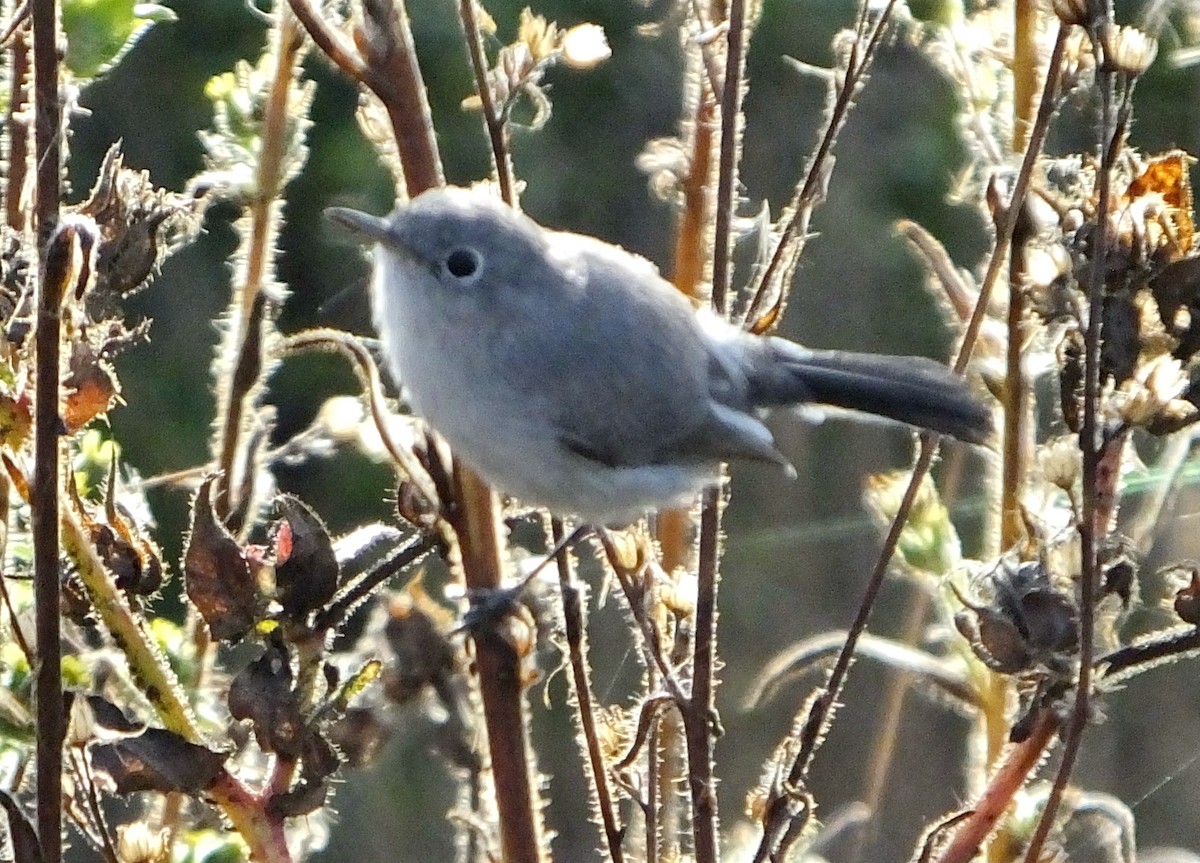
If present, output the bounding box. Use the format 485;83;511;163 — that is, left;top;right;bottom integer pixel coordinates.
1125;150;1196;253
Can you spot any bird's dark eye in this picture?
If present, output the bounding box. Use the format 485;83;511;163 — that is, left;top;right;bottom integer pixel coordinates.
445;247;481;279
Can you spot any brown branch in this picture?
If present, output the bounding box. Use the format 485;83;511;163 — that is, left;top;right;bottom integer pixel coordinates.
357;0;442;197
933;710;1059;863
286;0;366;81
31;0;62;849
453;464;542;863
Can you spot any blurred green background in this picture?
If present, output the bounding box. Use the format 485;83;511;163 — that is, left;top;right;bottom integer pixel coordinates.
67;0;1200;860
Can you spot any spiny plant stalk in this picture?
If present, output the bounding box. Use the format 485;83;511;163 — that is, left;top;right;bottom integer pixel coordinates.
31;0;61;856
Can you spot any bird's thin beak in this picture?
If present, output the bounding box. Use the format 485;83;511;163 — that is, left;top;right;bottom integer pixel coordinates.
325;207;393;245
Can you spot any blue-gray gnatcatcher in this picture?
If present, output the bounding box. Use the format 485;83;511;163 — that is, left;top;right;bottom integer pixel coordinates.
329;186;991;524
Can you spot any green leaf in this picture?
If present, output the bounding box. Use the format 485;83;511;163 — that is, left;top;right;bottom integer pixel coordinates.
61;0;177;79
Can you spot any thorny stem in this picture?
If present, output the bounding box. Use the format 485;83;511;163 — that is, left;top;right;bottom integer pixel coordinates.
683;486;723;863
1021;24;1124;863
1100;626;1200;680
31;0;62;845
551;518;626;863
5;20;28;230
213;11;305;520
313;532;439;633
754;23;1069;863
458;0;515;205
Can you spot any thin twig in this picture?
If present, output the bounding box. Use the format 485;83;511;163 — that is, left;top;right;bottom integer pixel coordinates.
684;486;723;863
313;532;439;633
753;23;1068;863
457;0;515;205
742;0;900;327
551;517;626;863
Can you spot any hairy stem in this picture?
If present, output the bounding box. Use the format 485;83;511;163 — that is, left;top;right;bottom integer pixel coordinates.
31;0;61;847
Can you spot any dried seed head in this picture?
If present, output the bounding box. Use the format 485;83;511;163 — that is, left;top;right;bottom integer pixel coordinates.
1100;24;1158;76
561;23;611;69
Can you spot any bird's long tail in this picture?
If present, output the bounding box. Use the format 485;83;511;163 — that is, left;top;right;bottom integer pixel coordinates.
748;337;993;444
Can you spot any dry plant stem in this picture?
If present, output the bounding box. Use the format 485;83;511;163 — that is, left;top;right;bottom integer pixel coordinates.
1020;35;1121;863
453;465;542;863
709;0;747;317
551;518;626;863
1100;626;1200;679
314;533;438;632
933;710;1059;863
287;0;444;194
458;0;514;205
1001;214;1033;552
213;12;304;519
1012;0;1040;153
659;34;719;574
31;0;61;850
5;22;28;230
682;486;722;863
676;0;749;851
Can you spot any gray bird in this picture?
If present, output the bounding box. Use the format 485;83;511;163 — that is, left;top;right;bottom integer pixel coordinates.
329;186;990;524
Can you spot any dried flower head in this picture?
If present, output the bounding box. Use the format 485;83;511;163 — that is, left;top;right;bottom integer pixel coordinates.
1099;24;1158;76
561;23;611;69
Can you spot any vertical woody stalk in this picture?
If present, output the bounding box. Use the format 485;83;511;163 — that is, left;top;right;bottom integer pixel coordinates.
30;0;62;856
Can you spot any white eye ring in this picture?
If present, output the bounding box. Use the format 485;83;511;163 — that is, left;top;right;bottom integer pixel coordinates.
445;247;482;280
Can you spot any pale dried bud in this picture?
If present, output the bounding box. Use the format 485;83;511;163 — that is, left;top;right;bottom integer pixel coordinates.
1037;435;1082;492
1118;354;1189;425
117;822;169;863
1100;24;1158;76
561;23;611;69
